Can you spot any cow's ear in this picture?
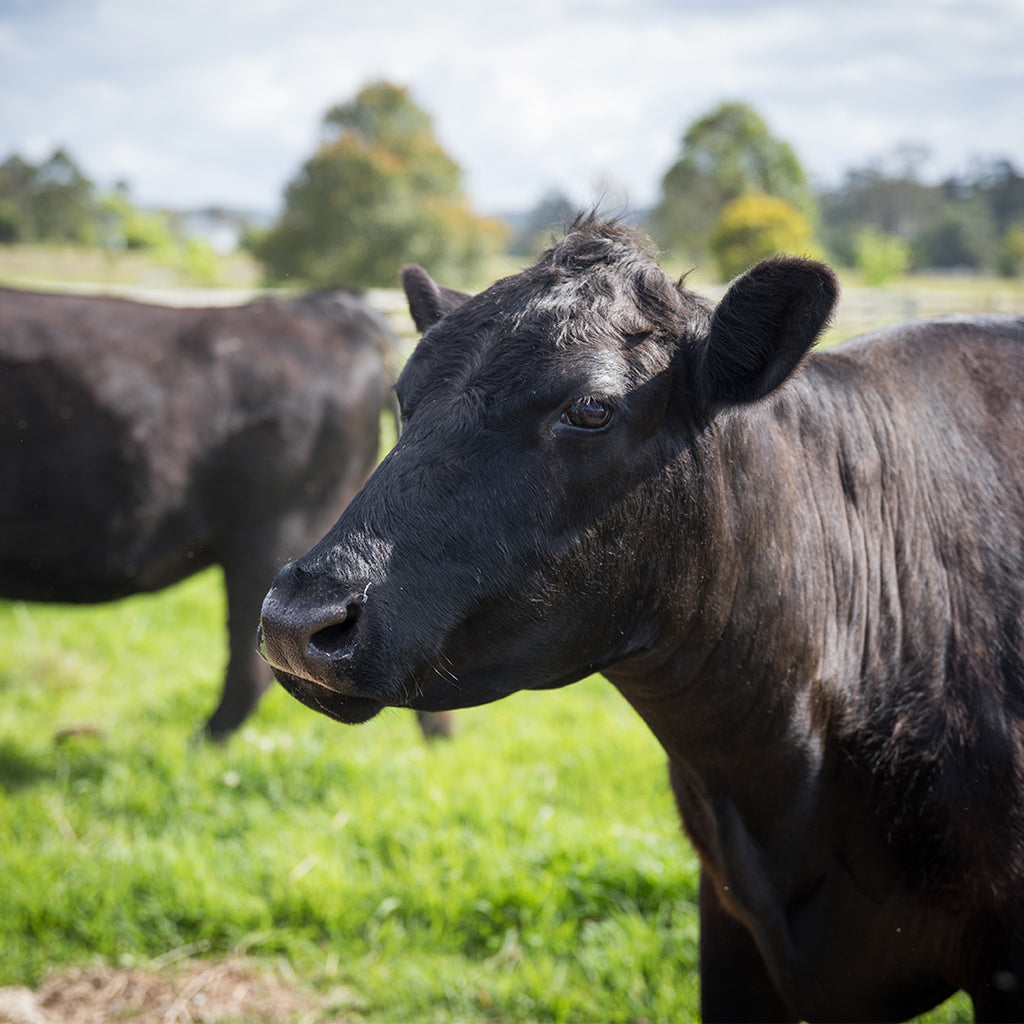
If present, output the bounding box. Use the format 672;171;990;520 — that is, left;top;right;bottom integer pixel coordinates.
401;265;471;333
695;257;838;407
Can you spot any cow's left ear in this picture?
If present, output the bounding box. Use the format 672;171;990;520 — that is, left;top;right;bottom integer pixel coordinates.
401;265;472;333
694;257;839;407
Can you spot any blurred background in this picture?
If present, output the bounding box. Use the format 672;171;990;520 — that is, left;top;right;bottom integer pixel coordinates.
1;0;1022;306
1;3;1022;1022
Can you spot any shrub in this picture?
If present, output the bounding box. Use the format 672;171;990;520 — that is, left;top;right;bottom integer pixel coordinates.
997;224;1024;278
708;192;816;281
853;227;911;285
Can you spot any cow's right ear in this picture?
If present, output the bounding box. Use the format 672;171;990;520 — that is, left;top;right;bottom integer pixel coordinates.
694;256;839;408
401;265;471;333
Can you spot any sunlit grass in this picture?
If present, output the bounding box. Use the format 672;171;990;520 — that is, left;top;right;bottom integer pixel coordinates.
0;571;704;1021
0;243;262;291
0;255;1002;1018
0;570;976;1021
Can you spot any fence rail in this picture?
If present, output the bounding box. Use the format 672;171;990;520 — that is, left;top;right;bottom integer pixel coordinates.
368;278;1024;351
5;274;1020;351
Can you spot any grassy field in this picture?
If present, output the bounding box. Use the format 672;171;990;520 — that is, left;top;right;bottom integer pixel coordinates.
0;571;976;1023
1;249;1012;1021
2;240;1021;335
0;243;264;292
0;573;704;1022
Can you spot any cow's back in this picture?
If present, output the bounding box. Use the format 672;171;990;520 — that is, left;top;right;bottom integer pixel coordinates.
806;315;1024;889
0;286;389;601
815;315;1024;592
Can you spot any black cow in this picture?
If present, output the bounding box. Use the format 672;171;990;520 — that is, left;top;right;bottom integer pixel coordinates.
259;217;1024;1021
0;285;449;740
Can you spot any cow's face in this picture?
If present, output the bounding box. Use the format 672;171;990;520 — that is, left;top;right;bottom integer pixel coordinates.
259;219;837;724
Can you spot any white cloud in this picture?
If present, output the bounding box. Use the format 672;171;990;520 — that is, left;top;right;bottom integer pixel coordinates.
0;0;1021;214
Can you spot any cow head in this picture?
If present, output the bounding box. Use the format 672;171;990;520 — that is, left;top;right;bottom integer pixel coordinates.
259;218;837;724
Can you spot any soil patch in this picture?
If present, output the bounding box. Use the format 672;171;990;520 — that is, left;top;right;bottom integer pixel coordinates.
0;958;356;1024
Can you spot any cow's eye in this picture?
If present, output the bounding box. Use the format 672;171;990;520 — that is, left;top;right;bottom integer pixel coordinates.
560;398;613;429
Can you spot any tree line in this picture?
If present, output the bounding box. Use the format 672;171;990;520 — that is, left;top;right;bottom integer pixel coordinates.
612;101;1022;283
2;82;1023;287
0;149;96;245
0;148;223;282
818;149;1024;280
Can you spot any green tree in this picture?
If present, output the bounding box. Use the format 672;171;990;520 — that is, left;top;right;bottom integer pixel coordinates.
817;149;1024;271
30;148;96;243
708;192;816;281
0;154;35;242
966;158;1024;238
99;189;177;253
0;199;20;243
322;82;460;196
911;200;994;270
820;160;940;266
853;227;911;285
0;149;96;244
997;224;1024;278
649;101;815;267
257;81;504;288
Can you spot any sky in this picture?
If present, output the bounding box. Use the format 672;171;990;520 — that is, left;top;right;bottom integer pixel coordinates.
0;0;1022;217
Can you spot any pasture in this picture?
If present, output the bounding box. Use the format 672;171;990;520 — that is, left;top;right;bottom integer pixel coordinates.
3;262;1020;1022
0;572;703;1022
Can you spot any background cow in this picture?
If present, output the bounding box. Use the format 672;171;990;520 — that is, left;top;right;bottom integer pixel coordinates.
0;285;449;739
260;218;1024;1020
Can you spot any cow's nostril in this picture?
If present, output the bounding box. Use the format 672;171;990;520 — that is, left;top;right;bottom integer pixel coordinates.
309;601;361;658
260;566;371;677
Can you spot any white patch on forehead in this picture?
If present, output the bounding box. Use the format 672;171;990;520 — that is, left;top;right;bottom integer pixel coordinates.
561;344;630;395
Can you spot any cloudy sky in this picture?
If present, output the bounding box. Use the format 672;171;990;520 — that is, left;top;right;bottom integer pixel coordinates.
1;0;1022;217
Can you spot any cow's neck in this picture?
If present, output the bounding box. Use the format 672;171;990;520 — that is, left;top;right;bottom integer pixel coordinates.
611;387;849;786
608;371;911;906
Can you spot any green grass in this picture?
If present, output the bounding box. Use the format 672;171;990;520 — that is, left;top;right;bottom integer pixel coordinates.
0;571;703;1022
0;571;976;1022
0;242;264;292
0;256;1001;1019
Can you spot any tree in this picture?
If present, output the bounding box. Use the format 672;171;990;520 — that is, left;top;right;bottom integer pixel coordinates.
817;150;1024;271
966;158;1024;237
708;192;816;281
0;154;35;241
853;227;911;285
0;200;19;243
257;81;505;289
649;102;815;267
998;224;1024;278
322;82;460;196
912;201;993;270
0;149;96;244
30;148;96;243
99;188;177;252
820;147;944;267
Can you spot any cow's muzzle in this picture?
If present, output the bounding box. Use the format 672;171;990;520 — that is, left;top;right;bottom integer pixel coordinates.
258;561;385;723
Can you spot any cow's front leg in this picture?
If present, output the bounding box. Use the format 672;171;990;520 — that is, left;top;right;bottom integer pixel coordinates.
204;547;277;740
699;872;796;1023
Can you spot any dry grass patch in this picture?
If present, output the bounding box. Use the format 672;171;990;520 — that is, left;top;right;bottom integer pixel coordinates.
0;958;357;1024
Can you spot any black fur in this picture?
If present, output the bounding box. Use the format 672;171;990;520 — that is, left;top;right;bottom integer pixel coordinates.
262;219;1024;1021
0;285;450;740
